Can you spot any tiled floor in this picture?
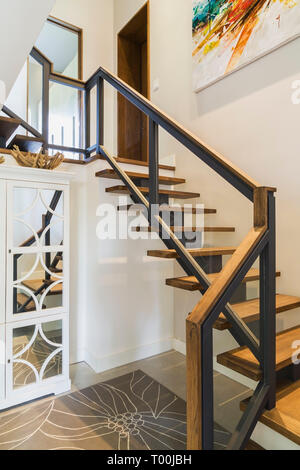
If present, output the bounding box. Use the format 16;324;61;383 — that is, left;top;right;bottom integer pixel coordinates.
0;350;253;438
69;350;252;434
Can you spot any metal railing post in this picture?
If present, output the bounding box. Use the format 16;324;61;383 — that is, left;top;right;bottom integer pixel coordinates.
148;118;159;225
96;77;104;154
260;192;276;409
85;88;91;153
42;61;50;148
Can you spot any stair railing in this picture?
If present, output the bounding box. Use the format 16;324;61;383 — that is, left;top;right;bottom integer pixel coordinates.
87;69;276;451
4;47;277;450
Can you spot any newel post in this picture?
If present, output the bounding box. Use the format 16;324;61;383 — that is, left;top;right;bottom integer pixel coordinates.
186;318;203;450
254;187;276;410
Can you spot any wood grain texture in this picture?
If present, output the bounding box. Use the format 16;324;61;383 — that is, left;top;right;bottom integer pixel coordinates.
118;3;148;162
22;279;62;296
186;320;202;450
147;247;236;259
133;226;235;233
188;227;266;325
214;294;300;331
96;154;175;171
166;269;281;292
241;380;300;445
217;325;300;380
118;204;216;214
96;168;185;185
105;185;200;199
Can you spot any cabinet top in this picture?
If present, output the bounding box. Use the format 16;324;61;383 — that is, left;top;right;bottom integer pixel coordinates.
0;165;75;185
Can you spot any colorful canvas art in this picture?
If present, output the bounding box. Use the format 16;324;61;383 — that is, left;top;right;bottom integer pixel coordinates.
192;0;300;91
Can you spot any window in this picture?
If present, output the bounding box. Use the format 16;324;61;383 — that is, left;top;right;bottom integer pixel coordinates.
35;16;82;80
28;16;83;155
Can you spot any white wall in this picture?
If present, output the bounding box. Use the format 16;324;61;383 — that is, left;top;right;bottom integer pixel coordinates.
49;0;174;370
114;0;300;347
0;0;55;101
51;0;115;151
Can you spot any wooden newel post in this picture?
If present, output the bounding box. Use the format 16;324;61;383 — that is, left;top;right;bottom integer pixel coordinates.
186;318;203;450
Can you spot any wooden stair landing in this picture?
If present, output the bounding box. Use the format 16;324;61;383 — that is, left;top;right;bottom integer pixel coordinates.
166;269;281;291
217;325;300;380
96;169;186;185
241;380;300;446
8;135;44;153
215;294;300;331
147;246;236;259
106;185;200;199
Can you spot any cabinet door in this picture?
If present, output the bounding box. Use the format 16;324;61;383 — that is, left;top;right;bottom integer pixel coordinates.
6;314;69;401
0;180;5;325
6;181;69;323
0;324;5;402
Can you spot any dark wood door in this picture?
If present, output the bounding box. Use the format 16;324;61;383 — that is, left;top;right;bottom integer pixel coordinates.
118;3;149;162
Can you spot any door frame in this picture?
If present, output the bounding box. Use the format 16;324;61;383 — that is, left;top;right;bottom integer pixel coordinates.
117;1;150;162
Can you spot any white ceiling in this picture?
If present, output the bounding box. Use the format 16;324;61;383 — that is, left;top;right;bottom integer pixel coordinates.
35;21;78;75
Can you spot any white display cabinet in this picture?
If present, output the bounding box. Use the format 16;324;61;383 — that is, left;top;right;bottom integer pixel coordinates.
0;166;72;410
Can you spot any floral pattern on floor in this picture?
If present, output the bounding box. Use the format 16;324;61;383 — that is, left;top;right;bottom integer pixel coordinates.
0;370;231;450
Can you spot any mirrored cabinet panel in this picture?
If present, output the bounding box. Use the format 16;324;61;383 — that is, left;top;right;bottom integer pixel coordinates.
11;252;64;317
12;186;64;248
7;315;67;395
0;172;71;410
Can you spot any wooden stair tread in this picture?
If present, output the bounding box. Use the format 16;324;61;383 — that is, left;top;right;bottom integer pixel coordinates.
96;169;185;185
215;294;300;331
0;116;21;142
118;204;216;214
22;279;62;295
147;247;236;259
17;293;36;311
133;226;235;233
166;269;281;291
106;185;200;199
241;380;300;445
97;154;175;171
17;293;46;311
217;325;300;380
8;135;44;152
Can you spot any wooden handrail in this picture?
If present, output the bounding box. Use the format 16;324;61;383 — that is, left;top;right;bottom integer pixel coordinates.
16;47;277;450
93;67;263;200
187;226;266;327
30;46;276;201
186;186;276;449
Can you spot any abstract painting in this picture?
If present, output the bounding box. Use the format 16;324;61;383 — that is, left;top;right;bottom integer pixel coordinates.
192;0;300;91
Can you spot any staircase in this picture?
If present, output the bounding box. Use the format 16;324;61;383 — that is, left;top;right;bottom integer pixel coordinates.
2;44;300;450
0;114;44;153
96;158;300;449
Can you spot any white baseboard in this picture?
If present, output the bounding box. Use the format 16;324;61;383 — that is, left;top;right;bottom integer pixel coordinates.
70;349;85;366
172;338;257;390
251;422;299;450
83;338;174;374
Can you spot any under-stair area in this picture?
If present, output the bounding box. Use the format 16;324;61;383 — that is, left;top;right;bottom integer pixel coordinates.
96;157;300;449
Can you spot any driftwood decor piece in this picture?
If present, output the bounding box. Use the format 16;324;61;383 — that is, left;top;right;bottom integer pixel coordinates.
11;145;64;170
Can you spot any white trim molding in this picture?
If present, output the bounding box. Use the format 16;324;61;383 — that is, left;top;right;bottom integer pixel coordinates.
83;338;174;374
